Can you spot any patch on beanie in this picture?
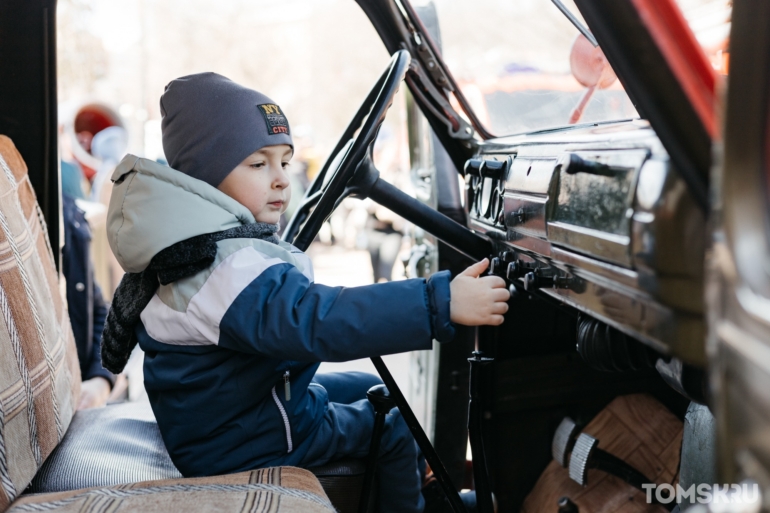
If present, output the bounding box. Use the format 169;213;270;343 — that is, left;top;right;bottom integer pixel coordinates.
257;104;290;135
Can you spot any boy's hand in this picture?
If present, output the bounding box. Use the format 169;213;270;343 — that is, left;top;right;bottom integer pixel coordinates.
450;258;511;326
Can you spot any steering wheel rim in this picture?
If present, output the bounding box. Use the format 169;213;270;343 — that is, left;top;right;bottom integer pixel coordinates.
285;50;411;251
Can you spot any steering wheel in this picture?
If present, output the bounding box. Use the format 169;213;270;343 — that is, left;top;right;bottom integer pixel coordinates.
281;49;490;513
283;50;410;251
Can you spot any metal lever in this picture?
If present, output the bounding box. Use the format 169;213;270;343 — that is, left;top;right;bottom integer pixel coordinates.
557;153;616;177
524;269;575;291
524;269;554;290
464;158;509;180
480;159;508;180
488;257;501;275
359;385;396;513
468;351;495;513
369;357;468;513
464;158;483;177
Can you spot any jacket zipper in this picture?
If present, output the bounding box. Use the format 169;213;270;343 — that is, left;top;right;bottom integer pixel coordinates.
283;370;291;401
271;386;293;453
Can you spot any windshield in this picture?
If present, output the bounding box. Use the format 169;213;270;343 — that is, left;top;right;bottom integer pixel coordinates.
418;0;730;137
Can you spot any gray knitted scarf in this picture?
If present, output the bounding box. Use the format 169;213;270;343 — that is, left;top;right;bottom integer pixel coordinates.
101;222;279;373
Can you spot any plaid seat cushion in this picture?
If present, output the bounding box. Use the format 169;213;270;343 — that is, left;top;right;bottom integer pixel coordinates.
9;467;334;513
0;136;81;511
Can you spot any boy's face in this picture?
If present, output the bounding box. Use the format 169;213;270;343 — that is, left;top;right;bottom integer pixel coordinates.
218;144;292;224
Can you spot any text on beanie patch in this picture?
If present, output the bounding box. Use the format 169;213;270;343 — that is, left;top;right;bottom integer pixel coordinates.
257;104;290;135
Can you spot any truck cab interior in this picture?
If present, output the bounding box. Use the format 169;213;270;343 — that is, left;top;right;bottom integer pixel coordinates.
1;0;769;512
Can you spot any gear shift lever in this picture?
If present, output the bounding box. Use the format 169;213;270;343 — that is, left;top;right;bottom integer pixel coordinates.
359;385;396;513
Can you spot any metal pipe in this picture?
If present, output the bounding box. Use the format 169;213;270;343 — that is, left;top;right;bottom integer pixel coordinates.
370;357;468;513
358;406;388;513
551;0;598;47
367;177;492;262
468;351;495;513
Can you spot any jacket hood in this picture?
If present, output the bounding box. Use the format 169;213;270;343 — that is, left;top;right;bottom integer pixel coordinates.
107;155;256;273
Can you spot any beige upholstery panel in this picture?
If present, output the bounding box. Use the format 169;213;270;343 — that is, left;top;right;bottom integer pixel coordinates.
8;467;335;513
0;136;80;512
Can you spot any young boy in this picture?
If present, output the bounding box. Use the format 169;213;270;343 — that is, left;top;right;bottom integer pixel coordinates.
102;72;509;513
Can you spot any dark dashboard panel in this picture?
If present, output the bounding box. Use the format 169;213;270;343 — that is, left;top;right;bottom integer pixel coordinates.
466;120;706;365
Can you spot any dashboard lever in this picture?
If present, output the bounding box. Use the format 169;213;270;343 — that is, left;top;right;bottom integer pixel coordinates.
506;261;526;280
480;159;507;179
488;257;501;275
524;269;578;291
558;153;616;177
501;251;516;263
524;269;554;290
464;158;484;177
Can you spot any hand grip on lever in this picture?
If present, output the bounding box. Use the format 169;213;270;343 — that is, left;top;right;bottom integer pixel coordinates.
558;153;616;177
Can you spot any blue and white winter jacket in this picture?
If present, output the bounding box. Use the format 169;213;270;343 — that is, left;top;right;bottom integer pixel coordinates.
106;156;455;477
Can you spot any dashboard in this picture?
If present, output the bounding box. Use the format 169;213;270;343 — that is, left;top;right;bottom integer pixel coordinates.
465;119;706;365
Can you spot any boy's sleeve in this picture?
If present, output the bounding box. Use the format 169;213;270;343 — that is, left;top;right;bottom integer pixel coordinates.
214;258;455;361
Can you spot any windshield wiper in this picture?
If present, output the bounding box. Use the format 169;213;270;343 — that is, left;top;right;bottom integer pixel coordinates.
551;0;598;47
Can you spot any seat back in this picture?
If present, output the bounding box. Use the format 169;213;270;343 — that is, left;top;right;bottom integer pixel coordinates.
0;136;81;511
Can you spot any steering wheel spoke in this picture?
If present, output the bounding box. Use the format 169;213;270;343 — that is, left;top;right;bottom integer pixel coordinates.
284;50;411;251
284;49;492;263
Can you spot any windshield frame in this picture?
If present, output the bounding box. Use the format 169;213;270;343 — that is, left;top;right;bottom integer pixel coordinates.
395;0;496;140
407;0;646;139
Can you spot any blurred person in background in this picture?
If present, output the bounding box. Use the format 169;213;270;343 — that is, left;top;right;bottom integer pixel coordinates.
89;126;128;204
363;127;405;282
83;124;129;298
364;201;404;282
60;122;127;409
290;124;320;192
62;192;116;409
60;160;86;199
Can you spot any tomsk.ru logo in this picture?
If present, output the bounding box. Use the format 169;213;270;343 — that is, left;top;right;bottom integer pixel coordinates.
641;482;761;511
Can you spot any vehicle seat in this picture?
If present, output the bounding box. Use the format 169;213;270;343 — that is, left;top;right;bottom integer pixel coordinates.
0;136;336;512
28;400;373;512
14;466;335;512
28;401;182;492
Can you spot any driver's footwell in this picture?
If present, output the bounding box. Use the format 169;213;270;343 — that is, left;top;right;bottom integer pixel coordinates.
521;394;681;513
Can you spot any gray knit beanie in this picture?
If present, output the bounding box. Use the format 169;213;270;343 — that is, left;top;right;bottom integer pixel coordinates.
160;72;293;188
